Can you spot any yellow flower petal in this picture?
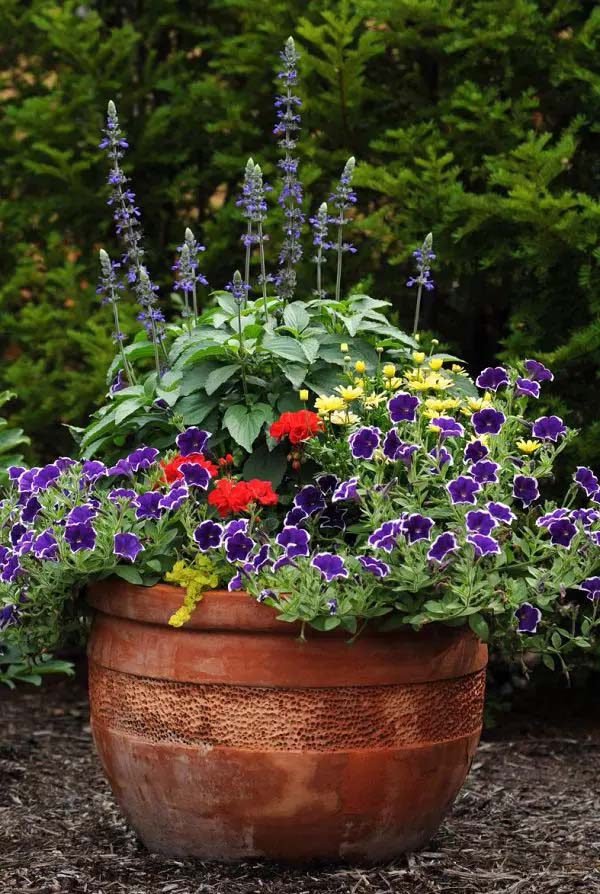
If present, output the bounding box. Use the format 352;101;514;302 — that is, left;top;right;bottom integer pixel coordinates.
335;384;364;401
517;439;542;454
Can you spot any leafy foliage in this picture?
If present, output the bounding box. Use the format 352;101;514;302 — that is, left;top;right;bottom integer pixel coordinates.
0;391;29;483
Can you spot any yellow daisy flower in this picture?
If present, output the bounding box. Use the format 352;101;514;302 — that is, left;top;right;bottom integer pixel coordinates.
335;384;364;401
330;410;360;425
363;393;387;407
382;362;396;378
412;351;426;364
354;360;366;373
517;439;542;454
315;395;346;415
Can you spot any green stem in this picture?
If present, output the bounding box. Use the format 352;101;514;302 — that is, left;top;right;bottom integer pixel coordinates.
237;303;249;405
335;218;344;302
413;282;423;335
244;222;252;307
258;223;269;319
109;289;136;386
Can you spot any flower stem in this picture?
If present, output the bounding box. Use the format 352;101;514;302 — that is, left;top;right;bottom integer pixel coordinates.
412;282;423;336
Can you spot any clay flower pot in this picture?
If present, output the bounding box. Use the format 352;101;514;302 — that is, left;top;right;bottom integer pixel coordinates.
87;579;487;863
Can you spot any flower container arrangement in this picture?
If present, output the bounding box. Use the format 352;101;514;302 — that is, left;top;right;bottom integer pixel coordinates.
1;38;599;863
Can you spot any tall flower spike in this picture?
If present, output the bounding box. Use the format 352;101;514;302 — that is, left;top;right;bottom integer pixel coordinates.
236;158;271;308
173;227;207;328
100;100;165;373
309;201;331;298
97;248;135;386
251;164;271;319
274;36;304;301
408;232;435;335
330;156;357;301
237;157;255;303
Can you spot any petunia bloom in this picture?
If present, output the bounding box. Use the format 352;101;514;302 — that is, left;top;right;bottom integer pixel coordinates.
179;462;211;489
464;439;489;463
108;488;136;504
311;552;348;581
387;392;420;423
465;510;497;536
368;518;404;552
113;532;144;562
348;426;381;460
427;531;458;563
429;446;453;470
524;359;553;383
580;577;600;601
160;453;218;484
32;464;61;492
176;427;210;456
126;445;159;471
447;475;481;505
332;477;359;502
32;529;58;560
512;475;539;507
574;466;599;498
357;555;390;577
193;520;223;551
404;513;434;544
547;518;577;548
134;491;164;520
531;415;566;442
514;377;540;399
159;485;189;510
66;503;98;525
467;533;500;557
471;408;506;436
64;522;97;552
276;525;310;558
294;485;326;515
475;367;509;391
515;602;541;633
225;531;254;563
469;460;499;484
429;416;464;438
487;501;516;524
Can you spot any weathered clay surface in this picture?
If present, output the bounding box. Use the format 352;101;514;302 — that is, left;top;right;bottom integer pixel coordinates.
87;580;487;863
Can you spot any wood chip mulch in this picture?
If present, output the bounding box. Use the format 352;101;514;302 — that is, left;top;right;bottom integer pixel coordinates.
1;669;599;894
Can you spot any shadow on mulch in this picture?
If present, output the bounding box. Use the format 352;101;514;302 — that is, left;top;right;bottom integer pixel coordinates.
1;662;599;894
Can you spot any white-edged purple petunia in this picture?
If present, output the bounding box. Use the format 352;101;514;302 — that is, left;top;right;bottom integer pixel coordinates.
464;439;489;464
66;503;98;525
332;477;359;502
404;513;434;544
531;415;566;442
80;460;107;483
487;501;516;524
447;475;481;505
348;426;381;460
471;408;506;436
32;529;58;560
311;552;348;581
113;532;144;562
193;520;223;551
514;602;541;633
469;460;499;484
294;485;326;515
315;473;339;494
536;508;568;528
107;458;133;477
429;445;453;471
20;496;42;524
126;445;159;471
427;531;458;563
284;506;308;527
476;366;509;391
276;525;310;558
579;577;600;601
31;463;61;492
368;518;404;552
387;392;420;423
225;531;254;563
108;487;136;504
514;377;540;399
430;417;464;438
176;427;210;456
524;359;553;383
64;522;97;553
357;555;390;577
467;533;500;557
571;508;598;527
547;518;577;548
179;462;211;489
159;485;189;511
134;491;164;520
512;474;539;508
574;466;599;498
465;510;497;536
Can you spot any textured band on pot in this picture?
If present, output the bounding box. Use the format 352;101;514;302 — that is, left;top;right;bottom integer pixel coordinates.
89;662;486;751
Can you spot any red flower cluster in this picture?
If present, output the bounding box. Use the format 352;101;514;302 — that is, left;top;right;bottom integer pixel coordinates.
160;453;218;484
208;477;278;517
269;410;322;445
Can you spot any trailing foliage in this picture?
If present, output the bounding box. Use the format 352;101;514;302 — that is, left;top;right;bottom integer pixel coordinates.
0;391;29;484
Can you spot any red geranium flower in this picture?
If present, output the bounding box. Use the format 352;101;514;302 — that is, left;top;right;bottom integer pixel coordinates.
269;410;322;445
246;478;278;506
160;452;218;484
207;477;278;517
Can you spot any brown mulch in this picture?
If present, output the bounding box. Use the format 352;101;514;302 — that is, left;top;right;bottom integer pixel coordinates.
1;667;599;894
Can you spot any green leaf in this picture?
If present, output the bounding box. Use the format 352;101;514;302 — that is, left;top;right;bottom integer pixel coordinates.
262;333;308;364
242;443;288;489
280;362;308;390
223;403;273;452
283;301;310;332
205;363;241;395
551;631;562;650
301;337;320;363
114;565;144;585
468;613;489;642
115;398;146;425
174;393;219;426
542;654;555;671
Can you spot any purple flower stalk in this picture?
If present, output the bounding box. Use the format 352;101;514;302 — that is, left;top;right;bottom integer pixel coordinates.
331;157;357;301
310;202;331;298
98;248;134;387
274;37;304;301
173;227;207;325
407;232;435;334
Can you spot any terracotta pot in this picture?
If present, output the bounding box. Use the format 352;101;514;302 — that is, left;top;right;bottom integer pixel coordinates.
87;579;487;863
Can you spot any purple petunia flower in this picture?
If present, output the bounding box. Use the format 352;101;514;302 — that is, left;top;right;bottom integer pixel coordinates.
159;485;189;510
464;439;489;464
427;531;458;563
368;518;404;552
447;475;481;505
107;458;133;477
574;466;599;498
32;463;61;492
476;366;509;391
382;428;403;461
113;532;143;562
32;529;58;560
487;501;516;524
227;570;246;591
315;474;339;494
179;463;211;489
467;534;500;557
320;505;348;530
311;552;348;581
13;530;34;556
465;510;497;535
326;598;338;615
225;531;254;563
471;408;506;436
248;544;271;572
430;417;464;438
0;603;20;629
532;415;566;442
284;506;308;527
571;508;598;527
469;460;499;484
536;508;568;528
126;445;159;471
276;525;310;557
294;485;326;515
80;460;107;483
357;555;390;577
64;522;96;553
193;520;223;551
55;456;77;472
524;359;553;383
547;518;577;548
21;496;42;524
515;602;541;633
222;519;248;539
332;477;359;502
404;513;434;544
579;577;600;601
176;427;210;456
108;487;136;504
514;377;540;399
273;554;293;571
429;445;453;471
348;426;381;460
0;553;22;583
134;491;163;520
17;468;37;495
10;523;27;548
7;465;26;483
388;392;420;423
66;503;98;525
512;475;539;507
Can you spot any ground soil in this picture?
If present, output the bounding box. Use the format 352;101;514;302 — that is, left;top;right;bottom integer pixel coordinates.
1;665;599;894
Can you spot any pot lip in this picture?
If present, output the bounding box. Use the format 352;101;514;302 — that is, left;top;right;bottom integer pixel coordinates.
87;577;487;651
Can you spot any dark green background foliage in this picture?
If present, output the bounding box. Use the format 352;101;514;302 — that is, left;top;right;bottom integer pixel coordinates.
1;0;598;464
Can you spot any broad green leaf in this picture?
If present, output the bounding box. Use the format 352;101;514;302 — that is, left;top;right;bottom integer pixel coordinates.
468;613;489;642
242;443;288;489
223;403;273;452
262;333;308;364
115;398;146;425
280;362;308;390
283;301;310;332
114;565;144;585
205;364;241;395
174;393;219;425
301;337;320;363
